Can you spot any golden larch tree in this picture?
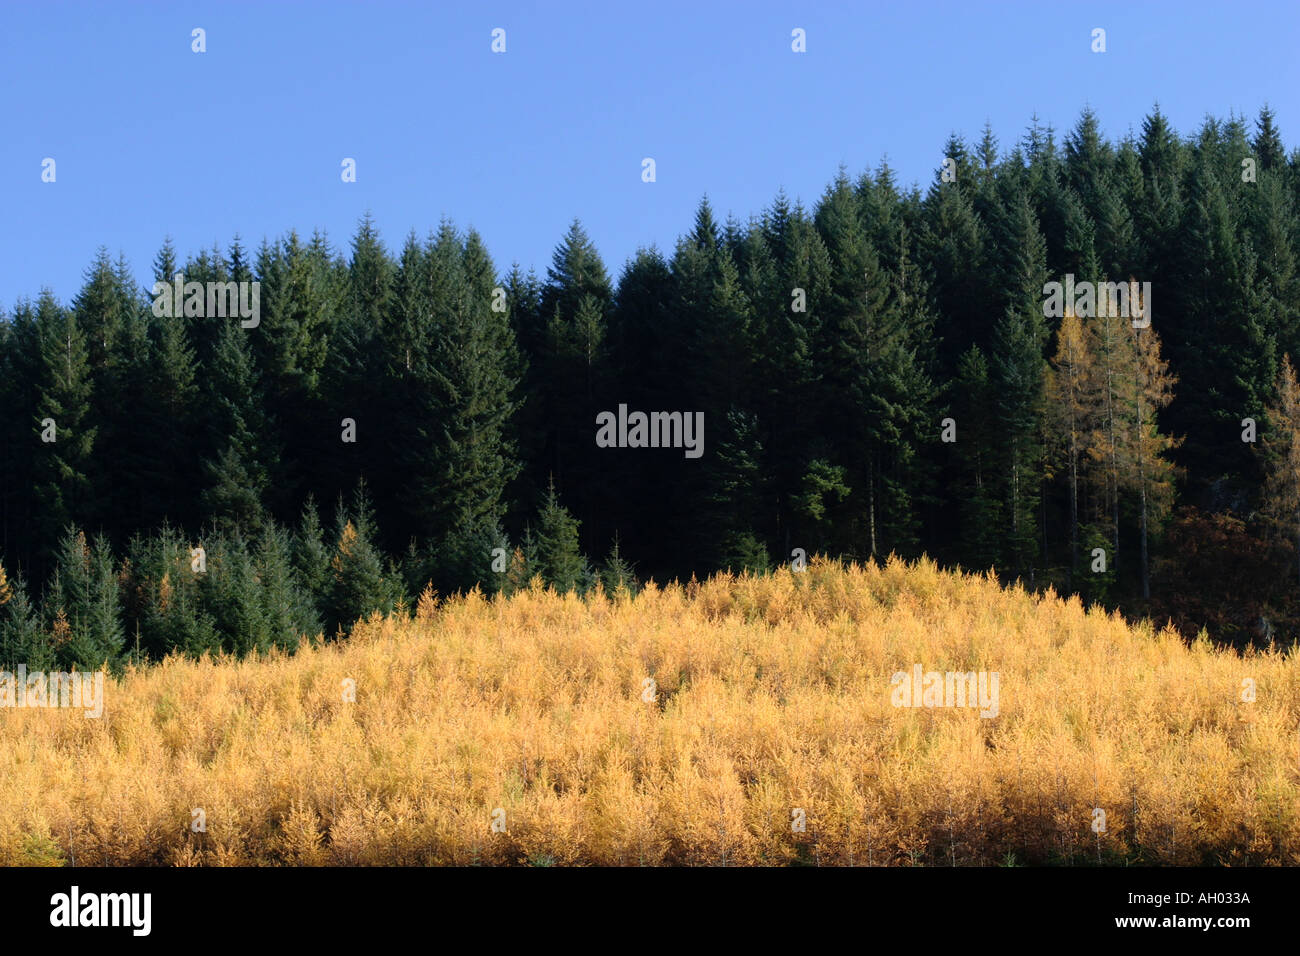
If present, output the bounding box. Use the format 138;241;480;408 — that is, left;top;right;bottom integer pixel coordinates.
1127;309;1180;599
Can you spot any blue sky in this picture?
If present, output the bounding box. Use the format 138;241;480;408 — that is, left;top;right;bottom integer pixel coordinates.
1;0;1297;304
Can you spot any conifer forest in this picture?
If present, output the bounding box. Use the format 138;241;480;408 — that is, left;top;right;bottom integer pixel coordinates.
4;106;1300;667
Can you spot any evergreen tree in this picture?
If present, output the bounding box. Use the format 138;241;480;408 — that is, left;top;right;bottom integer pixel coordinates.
200;317;270;533
700;409;770;571
140;297;200;530
919;175;990;376
255;523;315;652
599;534;637;595
535;221;612;554
991;193;1050;575
325;484;403;637
126;526;219;659
415;229;521;566
0;301;42;565
603;247;678;572
751;195;829;557
532;480;586;593
1253;105;1286;173
1260;355;1300;585
327;214;394;502
33;295;97;567
200;530;270;656
292;496;332;614
0;564;51;670
951;346;1003;569
44;528;123;669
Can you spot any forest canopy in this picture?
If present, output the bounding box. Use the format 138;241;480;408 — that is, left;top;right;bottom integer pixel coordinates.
3;105;1300;666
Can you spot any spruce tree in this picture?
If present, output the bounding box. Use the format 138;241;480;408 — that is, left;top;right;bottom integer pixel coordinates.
1253;105;1286;173
256;523;315;652
325;484;403;637
126;526;218;660
45;528;123;670
1260;355;1300;585
200;530;269;656
991;193;1050;575
415;229;521;567
0;564;52;670
599;534;637;595
33;293;96;562
532;480;586;593
292;496;332;616
951;346;1003;569
200;317;269;534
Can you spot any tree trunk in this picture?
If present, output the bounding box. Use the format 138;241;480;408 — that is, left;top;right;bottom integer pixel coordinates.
1069;411;1079;589
1140;480;1150;599
868;464;877;557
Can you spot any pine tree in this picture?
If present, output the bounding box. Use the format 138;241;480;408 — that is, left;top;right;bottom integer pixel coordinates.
292;496;332;616
140;296;200;529
325;484;403;637
100;292;154;538
0;563;51;670
812;171;885;555
70;248;132;385
700;409;770;571
200;317;269;534
1096;142;1141;281
532;479;586;593
599;534;637;596
991;193;1050;574
33;293;96;561
0;300;43;567
1253;105;1286;172
252;231;343;514
200;530;269;656
433;518;510;596
151;237;178;289
45;528;123;669
718;531;771;575
328;215;395;503
951;346;1003;569
750;195;829;558
414;229;521;564
1168;144;1274;492
919;177;990;376
255;523;315;652
603;246;684;574
536;222;611;555
501;537;536;597
1064;107;1115;222
126;526;218;659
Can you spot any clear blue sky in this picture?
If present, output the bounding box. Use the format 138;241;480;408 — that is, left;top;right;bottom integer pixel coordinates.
2;0;1297;305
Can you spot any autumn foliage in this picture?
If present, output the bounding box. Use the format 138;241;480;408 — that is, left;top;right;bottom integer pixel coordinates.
1;557;1296;866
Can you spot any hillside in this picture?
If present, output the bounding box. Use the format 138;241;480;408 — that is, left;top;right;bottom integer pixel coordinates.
2;557;1297;866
